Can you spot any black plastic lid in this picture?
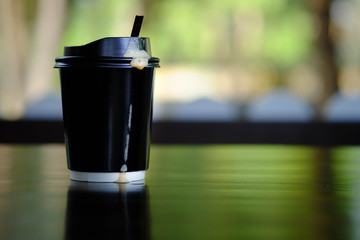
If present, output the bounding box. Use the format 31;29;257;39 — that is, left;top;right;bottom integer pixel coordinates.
55;37;160;68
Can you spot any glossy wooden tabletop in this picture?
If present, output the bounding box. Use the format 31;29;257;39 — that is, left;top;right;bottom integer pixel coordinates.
0;144;359;240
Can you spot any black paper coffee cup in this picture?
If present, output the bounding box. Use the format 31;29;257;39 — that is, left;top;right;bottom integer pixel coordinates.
55;37;160;182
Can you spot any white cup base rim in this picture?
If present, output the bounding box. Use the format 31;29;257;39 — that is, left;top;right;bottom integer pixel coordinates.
69;170;145;183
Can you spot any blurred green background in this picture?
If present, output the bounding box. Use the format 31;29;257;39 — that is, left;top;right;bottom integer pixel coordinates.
0;0;359;121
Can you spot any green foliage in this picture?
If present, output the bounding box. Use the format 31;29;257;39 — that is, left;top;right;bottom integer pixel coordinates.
144;0;314;67
60;0;138;48
60;0;315;68
262;9;314;68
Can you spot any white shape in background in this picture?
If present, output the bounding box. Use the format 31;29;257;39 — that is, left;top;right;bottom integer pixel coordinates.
244;87;315;122
323;92;360;122
154;65;220;102
23;93;63;120
330;0;358;30
154;97;240;122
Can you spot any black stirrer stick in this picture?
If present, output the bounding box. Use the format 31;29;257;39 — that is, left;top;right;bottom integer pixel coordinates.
131;15;144;37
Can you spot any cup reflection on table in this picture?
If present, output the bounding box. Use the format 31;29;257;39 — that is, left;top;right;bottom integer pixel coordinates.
65;181;150;240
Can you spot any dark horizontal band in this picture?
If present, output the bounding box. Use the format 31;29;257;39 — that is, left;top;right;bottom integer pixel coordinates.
0;120;359;146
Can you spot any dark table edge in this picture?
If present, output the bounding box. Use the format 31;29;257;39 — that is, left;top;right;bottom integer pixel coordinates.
0;120;359;146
